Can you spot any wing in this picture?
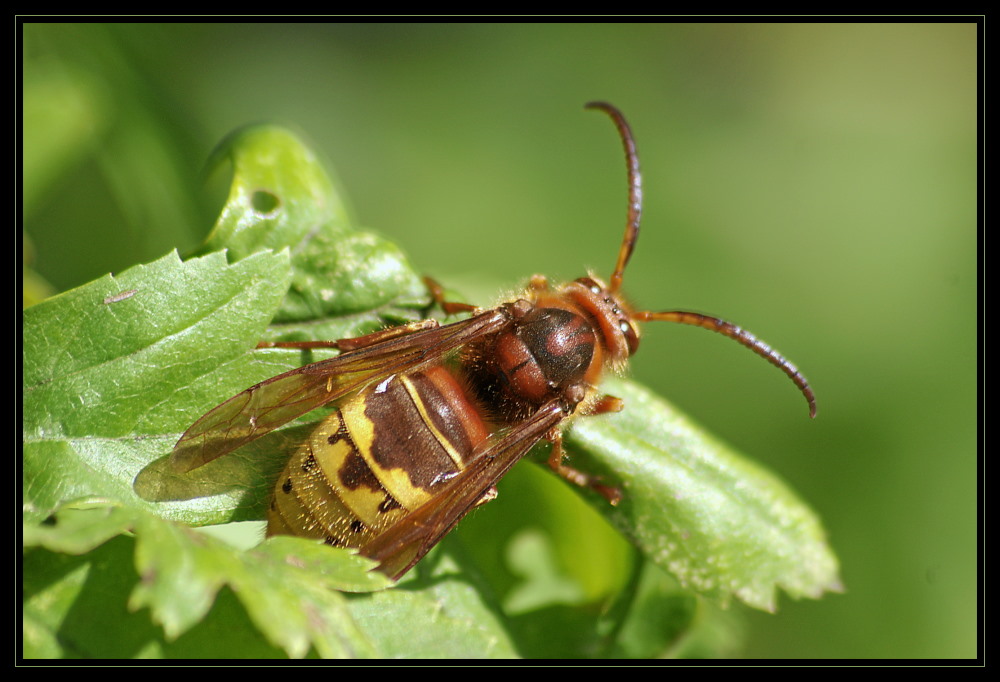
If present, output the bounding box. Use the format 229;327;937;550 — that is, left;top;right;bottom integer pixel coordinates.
360;400;567;580
170;308;511;473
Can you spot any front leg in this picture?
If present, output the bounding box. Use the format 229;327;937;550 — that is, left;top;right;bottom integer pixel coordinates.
546;430;622;506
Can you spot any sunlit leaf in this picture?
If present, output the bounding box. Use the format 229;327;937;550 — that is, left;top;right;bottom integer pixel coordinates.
568;378;842;612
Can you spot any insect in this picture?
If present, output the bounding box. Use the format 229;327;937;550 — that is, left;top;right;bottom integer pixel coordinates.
171;102;816;581
103;288;138;304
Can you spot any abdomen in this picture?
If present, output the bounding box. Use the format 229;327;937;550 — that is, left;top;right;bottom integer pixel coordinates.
266;364;491;549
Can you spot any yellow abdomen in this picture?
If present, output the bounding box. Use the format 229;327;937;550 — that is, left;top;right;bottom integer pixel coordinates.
266;365;490;550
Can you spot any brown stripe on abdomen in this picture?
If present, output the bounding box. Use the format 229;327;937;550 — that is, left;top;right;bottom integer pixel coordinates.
362;373;479;490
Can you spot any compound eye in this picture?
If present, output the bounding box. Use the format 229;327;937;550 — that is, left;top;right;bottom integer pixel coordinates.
576;276;602;293
621;319;640;356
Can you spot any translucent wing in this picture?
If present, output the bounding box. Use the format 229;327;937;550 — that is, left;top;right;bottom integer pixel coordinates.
361;400;567;580
171;308;511;473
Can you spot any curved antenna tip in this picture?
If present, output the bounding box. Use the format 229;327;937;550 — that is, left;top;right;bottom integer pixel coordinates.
584;102;642;294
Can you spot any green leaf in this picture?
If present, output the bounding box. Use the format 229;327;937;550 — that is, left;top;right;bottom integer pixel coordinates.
343;554;520;658
22;249;293;525
22;502;527;659
22;502;136;555
199;126;353;260
23;504;383;658
197;125;426;328
567;378;843;612
127;516;382;658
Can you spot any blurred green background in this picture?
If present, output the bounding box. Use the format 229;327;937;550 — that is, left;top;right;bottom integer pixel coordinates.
22;23;978;659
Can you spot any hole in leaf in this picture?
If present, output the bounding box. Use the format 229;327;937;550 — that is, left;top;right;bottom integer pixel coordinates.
251;189;281;215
